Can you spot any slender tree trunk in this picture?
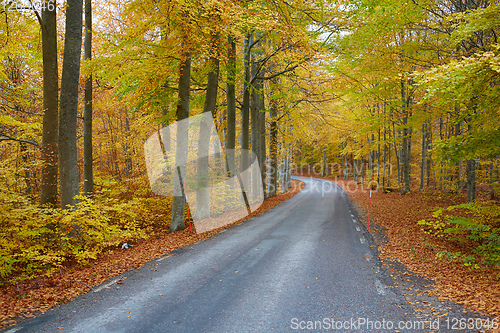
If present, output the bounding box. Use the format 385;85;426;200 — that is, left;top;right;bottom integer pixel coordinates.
367;138;371;182
225;36;236;180
258;85;266;197
196;49;219;220
387;132;391;187
124;117;133;175
241;34;252;192
454;106;462;190
466;123;476;201
83;0;93;196
439;117;444;190
402;115;411;194
251;58;260;199
321;149;326;177
250;57;266;199
40;0;59;207
401;79;411;194
383;126;387;192
268;78;279;197
59;0;83;209
426;124;432;187
392;122;401;188
170;33;191;232
377;126;381;184
420;122;426;190
466;158;476;202
195;31;220;220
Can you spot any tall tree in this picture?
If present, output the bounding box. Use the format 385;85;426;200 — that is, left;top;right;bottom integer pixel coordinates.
225;36;237;180
241;34;252;182
170;21;192;232
83;0;93;196
40;0;59;207
268;76;279;197
59;0;84;208
195;30;220;220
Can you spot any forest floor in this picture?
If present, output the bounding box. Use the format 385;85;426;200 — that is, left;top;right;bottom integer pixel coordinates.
318;173;500;329
0;180;305;329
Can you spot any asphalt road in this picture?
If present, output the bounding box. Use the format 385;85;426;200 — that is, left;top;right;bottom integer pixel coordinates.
4;177;479;332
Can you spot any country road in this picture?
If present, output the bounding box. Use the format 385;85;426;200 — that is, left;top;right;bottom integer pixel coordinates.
4;177;482;333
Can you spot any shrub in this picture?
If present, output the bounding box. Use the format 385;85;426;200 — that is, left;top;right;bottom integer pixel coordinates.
418;201;500;267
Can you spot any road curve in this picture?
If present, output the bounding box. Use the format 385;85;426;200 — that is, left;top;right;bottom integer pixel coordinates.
4;177;458;332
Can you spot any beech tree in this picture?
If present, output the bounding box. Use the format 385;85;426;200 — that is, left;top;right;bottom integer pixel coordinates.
83;0;94;196
59;0;84;208
40;0;59;207
170;13;192;232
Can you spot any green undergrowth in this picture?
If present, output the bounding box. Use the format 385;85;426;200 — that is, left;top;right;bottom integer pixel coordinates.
0;175;172;284
418;201;500;269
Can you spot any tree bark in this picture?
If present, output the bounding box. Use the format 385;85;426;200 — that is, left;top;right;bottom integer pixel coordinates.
241;34;252;181
401;79;411;194
59;0;83;209
321;149;326;177
170;33;191;232
420;122;426;190
268;83;278;197
40;0;59;207
257;84;266;197
225;36;236;180
83;0;93;196
466;158;476;202
251;47;265;199
466;124;476;202
195;32;220;220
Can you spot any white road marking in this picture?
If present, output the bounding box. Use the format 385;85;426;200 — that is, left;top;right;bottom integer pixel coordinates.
359;236;366;244
93;278;120;293
375;279;387;295
355;226;361;232
4;327;23;333
156;255;171;262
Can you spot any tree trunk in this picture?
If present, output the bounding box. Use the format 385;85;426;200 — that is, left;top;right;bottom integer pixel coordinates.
420;122;426;190
83;0;93;196
382;126;387;192
401;79;411;194
466;158;476;202
195;32;220;220
225;36;236;180
170;35;191;232
426;124;432;187
392;122;401;188
321;149;326;177
251;48;266;199
438;116;445;190
268;95;278;197
402;115;411;194
40;0;59;207
258;85;266;197
377;126;381;184
241;34;252;192
454;106;462;190
124;117;133;176
59;0;83;209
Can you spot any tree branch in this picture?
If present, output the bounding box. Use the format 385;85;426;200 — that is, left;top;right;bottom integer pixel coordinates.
0;135;39;146
261;64;299;81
